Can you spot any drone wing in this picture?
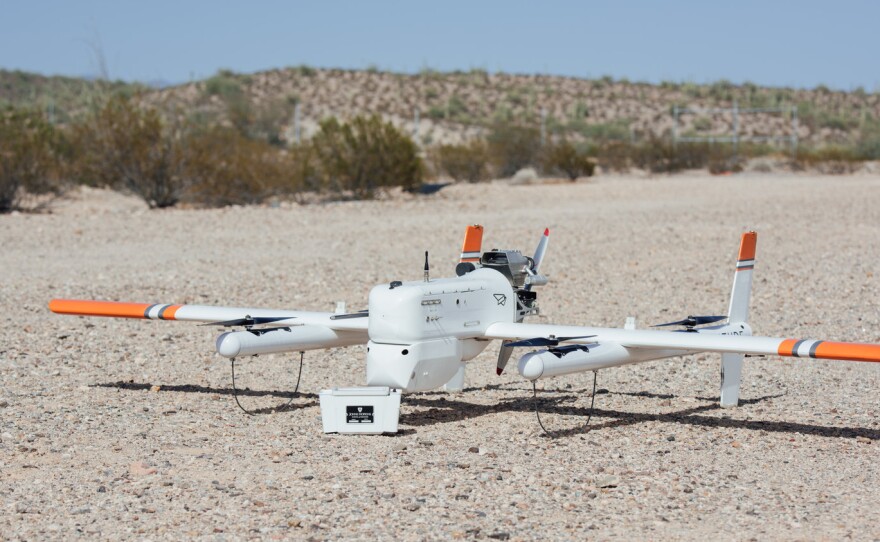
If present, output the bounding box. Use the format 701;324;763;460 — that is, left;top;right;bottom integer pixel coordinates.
48;299;369;333
484;321;880;363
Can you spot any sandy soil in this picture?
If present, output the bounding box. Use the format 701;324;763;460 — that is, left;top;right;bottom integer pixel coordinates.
1;173;879;541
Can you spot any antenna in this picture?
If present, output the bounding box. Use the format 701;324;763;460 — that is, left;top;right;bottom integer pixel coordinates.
424;251;430;282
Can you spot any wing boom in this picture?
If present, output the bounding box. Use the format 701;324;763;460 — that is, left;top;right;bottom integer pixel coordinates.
48;299;369;332
484;322;880;363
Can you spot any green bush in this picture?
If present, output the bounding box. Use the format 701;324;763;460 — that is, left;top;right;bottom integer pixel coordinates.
72;95;189;208
204;70;243;98
184;127;296;207
487;122;541;177
541;140;596;180
596;141;632;173
0;107;63;212
857;121;880;160
793;146;861;174
310;115;423;197
595;139;737;174
567;119;630;142
431;140;491;182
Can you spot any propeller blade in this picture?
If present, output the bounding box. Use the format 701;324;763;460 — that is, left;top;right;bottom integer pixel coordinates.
532;228;550;273
652;315;726;328
506;335;596;348
496;340;515;375
202;315;294;327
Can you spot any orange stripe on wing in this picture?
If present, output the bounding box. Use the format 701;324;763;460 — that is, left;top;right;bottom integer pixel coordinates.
738;231;757;262
777;339;798;356
49;299;153;319
161;305;182;320
813;341;880;363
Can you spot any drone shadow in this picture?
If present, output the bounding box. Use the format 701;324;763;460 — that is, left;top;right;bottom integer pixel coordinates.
401;392;880;441
94;380;879;440
94;381;317;415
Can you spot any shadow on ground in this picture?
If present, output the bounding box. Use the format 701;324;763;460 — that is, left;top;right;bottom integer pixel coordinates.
95;380;878;441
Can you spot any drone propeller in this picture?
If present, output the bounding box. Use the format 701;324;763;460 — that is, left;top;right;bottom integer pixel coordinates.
499;227;552;375
652;315;726;329
202;315;294;328
531;228;550;273
505;335;596;348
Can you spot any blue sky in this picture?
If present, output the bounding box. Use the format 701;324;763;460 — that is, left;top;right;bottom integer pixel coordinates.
2;1;878;90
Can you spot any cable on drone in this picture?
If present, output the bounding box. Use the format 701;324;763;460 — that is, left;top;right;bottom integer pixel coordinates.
230;351;304;415
532;370;598;437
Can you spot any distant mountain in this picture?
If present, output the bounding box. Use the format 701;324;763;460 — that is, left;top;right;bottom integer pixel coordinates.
4;66;879;148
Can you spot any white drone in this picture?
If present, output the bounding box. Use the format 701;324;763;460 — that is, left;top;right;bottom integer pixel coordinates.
50;226;880;431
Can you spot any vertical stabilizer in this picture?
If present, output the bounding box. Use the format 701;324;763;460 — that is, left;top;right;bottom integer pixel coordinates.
459;225;483;263
728;231;756;324
721;231;757;407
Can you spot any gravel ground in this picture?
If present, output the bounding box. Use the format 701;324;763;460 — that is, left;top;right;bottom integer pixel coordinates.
2;173;879;541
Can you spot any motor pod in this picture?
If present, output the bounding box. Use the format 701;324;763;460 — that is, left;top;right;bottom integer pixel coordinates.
518;342;679;380
216;325;363;358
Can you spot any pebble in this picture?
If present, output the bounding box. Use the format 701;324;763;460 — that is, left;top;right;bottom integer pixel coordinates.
129;461;158;476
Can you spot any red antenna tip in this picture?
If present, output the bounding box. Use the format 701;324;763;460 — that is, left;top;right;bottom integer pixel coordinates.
544;228;550;236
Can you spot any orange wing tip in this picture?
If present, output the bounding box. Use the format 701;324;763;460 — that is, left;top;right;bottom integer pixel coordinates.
49;299;183;321
778;338;880;363
737;231;757;262
49;299;152;319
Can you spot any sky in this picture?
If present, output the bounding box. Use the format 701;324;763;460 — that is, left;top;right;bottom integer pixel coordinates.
2;1;879;91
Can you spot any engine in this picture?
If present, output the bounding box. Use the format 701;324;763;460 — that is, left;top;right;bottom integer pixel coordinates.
479;250;546;321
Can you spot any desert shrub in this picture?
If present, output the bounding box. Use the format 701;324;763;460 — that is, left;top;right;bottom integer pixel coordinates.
793;146;861;174
204;70;242;98
596;141;633;172
294;65;317;77
541;140;596;180
630;139;723;173
567;119;630;142
431;140;491;182
447;95;469;119
0;107;63;212
596;139;734;174
487;122;541;177
184;127;295;206
857;121;880;160
72;95;190;208
310;115;423;198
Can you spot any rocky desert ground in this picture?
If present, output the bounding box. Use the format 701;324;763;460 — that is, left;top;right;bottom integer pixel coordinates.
1;173;879;540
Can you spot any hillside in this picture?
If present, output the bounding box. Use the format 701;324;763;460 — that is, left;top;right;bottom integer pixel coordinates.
3;66;880;151
0;69;146;123
147;67;880;149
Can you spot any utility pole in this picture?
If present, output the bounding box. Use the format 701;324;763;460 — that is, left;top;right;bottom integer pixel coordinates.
294;103;301;144
413;108;420;146
540;107;547;146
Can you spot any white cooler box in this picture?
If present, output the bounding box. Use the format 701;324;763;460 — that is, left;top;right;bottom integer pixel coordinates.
318;386;401;434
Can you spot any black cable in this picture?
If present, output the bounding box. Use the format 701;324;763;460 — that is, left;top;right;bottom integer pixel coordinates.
532;370;598;437
231;351;304;416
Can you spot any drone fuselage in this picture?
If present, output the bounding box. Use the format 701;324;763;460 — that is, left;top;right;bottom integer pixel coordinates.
365;268;514;391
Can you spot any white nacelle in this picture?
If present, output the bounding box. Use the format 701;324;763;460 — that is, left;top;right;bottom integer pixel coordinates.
518;343;684;380
216;325;362;358
365;268;514;392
